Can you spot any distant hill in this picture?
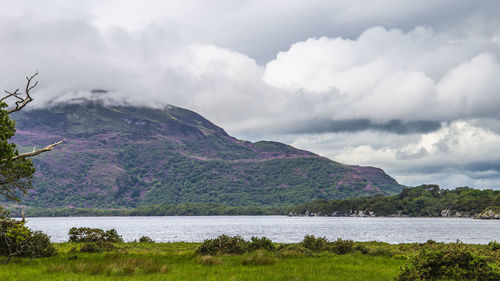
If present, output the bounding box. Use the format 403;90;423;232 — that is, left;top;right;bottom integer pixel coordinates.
9;101;404;208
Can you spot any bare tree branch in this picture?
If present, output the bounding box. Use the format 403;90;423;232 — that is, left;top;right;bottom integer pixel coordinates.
2;71;38;114
12;139;66;161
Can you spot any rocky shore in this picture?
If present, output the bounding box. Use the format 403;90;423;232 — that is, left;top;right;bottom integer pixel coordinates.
288;208;500;219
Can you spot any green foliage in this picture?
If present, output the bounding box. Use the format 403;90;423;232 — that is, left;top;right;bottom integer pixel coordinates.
488;241;500;251
330;238;355;254
27;231;57;257
0;103;35;202
300;235;328;252
397;243;500;280
138;236;154;243
9;203;288;217
353;244;370;254
196;234;248;256
290;185;500;217
0;218;56;262
68;227;123;243
276;244;313;257
247;236;275;252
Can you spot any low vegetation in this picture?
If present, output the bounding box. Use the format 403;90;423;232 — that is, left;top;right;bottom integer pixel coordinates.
397;242;500;280
0;228;498;280
0;218;56;263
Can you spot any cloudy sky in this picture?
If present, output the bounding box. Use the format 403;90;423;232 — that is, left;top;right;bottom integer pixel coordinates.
2;0;500;189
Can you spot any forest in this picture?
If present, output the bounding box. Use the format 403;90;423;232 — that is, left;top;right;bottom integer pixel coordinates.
289;185;500;217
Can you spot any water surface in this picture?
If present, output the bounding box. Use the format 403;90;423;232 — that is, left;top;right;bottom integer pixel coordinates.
25;216;500;244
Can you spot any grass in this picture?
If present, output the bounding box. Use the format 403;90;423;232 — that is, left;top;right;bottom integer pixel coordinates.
0;241;497;281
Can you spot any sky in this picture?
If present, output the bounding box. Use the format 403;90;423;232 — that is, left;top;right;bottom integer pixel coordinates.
1;0;500;189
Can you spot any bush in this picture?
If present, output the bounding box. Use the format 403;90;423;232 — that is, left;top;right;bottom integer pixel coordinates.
103;229;123;242
488;241;500;251
248;236;274;252
25;231;57;257
397;244;500;280
300;235;328;252
329;238;354;254
138;236;154;243
68;227;123;243
367;247;394;257
0;219;56;262
276;244;313;258
196;234;248;255
353;244;370;254
79;241;115;253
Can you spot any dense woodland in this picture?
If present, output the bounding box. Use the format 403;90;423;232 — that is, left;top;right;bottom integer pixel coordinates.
9;203;287;217
289;185;500;217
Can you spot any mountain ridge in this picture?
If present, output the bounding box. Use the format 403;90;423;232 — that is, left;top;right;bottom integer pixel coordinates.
9;101;404;208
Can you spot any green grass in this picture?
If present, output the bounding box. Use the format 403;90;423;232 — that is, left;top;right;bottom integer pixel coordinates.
0;241;497;281
0;242;405;281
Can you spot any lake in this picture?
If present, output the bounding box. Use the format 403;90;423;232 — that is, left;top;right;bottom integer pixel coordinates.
25;216;500;244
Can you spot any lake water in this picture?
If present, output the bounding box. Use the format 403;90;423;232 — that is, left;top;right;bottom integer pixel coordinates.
24;216;500;244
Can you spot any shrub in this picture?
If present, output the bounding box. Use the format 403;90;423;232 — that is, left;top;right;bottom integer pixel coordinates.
248;236;274;252
329;238;354;254
25;231;57;257
79;241;115;253
68;227;123;243
300;235;328;252
488;241;500;251
138;236;154;243
104;229;123;242
276;244;313;258
367;247;394;257
353;244;370;254
0;219;56;262
196;234;248;255
397;244;500;280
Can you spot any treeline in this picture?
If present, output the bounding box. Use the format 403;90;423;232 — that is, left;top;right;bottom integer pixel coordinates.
6;185;499;218
7;203;287;217
289;185;500;217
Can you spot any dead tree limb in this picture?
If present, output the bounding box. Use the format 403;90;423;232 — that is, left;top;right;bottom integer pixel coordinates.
1;72;65;161
11;139;66;161
2;71;38;114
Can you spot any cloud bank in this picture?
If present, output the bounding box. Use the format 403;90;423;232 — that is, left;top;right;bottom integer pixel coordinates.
1;1;500;189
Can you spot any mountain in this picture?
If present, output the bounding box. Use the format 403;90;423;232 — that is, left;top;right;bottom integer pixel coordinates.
10;101;404;208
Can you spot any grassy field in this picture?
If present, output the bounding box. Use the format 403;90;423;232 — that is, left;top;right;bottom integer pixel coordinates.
0;241;497;281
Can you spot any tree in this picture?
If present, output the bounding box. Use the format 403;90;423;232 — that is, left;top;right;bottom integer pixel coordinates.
0;73;62;263
0;72;64;202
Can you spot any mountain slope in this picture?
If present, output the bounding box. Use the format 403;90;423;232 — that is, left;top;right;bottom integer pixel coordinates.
10;102;404;208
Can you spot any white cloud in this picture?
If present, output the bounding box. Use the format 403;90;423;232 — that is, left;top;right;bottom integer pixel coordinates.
290;120;500;188
2;1;500;188
263;26;500;121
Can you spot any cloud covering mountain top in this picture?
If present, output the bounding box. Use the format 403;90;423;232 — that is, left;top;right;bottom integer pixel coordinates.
1;0;500;189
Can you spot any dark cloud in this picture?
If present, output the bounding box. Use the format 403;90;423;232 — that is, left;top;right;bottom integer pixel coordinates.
288;119;441;134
